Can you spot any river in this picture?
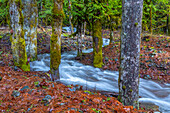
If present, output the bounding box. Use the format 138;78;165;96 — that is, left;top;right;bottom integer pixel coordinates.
30;38;170;113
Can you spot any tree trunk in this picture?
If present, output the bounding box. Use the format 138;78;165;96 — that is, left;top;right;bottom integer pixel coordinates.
83;21;86;37
167;14;169;35
77;20;82;60
40;0;43;26
92;19;103;68
9;0;30;71
109;18;114;44
119;0;143;109
149;0;152;34
50;0;64;81
22;0;38;61
68;0;73;35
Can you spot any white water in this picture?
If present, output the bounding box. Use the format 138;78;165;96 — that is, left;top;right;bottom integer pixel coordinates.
30;38;170;113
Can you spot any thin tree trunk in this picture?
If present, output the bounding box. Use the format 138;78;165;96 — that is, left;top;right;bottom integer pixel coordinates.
77;20;82;60
9;0;30;71
40;0;43;26
150;0;152;34
50;0;64;81
23;0;38;61
109;18;114;44
92;19;103;68
83;21;86;37
68;0;73;35
119;0;143;109
167;14;169;35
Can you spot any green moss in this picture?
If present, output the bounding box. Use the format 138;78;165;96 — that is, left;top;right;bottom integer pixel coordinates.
122;85;126;90
134;22;138;27
50;0;64;71
92;19;103;68
52;0;65;19
10;0;30;71
129;89;133;92
50;32;61;70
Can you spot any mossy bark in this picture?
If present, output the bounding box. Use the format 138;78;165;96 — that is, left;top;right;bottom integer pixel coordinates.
22;0;38;61
119;0;143;109
9;0;30;71
50;0;64;81
92;19;103;68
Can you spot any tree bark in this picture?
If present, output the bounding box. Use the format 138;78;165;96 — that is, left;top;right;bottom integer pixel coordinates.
77;20;82;60
149;0;152;34
40;0;43;25
167;14;169;35
68;0;73;35
109;17;114;44
9;0;30;71
92;19;103;68
50;0;64;81
119;0;143;109
22;0;38;61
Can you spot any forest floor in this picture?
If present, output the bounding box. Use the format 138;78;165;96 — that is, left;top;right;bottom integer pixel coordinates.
0;27;169;112
77;30;170;84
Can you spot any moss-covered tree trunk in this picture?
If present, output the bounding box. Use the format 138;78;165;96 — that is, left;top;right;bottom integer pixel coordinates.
9;0;30;71
22;0;38;61
50;0;64;81
77;20;82;59
92;19;103;68
119;0;143;109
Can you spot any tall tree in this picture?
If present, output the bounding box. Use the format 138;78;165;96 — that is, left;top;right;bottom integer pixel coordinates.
87;0;107;68
9;0;30;71
119;0;143;109
50;0;64;81
68;0;73;35
22;0;38;61
92;18;103;68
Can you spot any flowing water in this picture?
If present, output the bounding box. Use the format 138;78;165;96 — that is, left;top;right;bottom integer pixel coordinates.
30;38;170;113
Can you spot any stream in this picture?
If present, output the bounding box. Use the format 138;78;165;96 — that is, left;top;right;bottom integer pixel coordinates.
30;38;170;113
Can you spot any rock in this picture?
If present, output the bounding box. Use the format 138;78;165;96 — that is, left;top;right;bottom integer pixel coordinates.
42;95;52;102
28;89;33;94
35;84;40;87
14;66;18;71
20;86;29;91
157;44;160;47
8;74;11;77
148;63;155;67
27;108;31;112
114;58;118;62
60;103;65;106
11;90;20;97
165;44;169;48
0;61;5;66
0;76;2;81
140;63;145;65
69;87;76;92
144;75;151;79
68;108;77;111
157;51;162;53
104;57;109;62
